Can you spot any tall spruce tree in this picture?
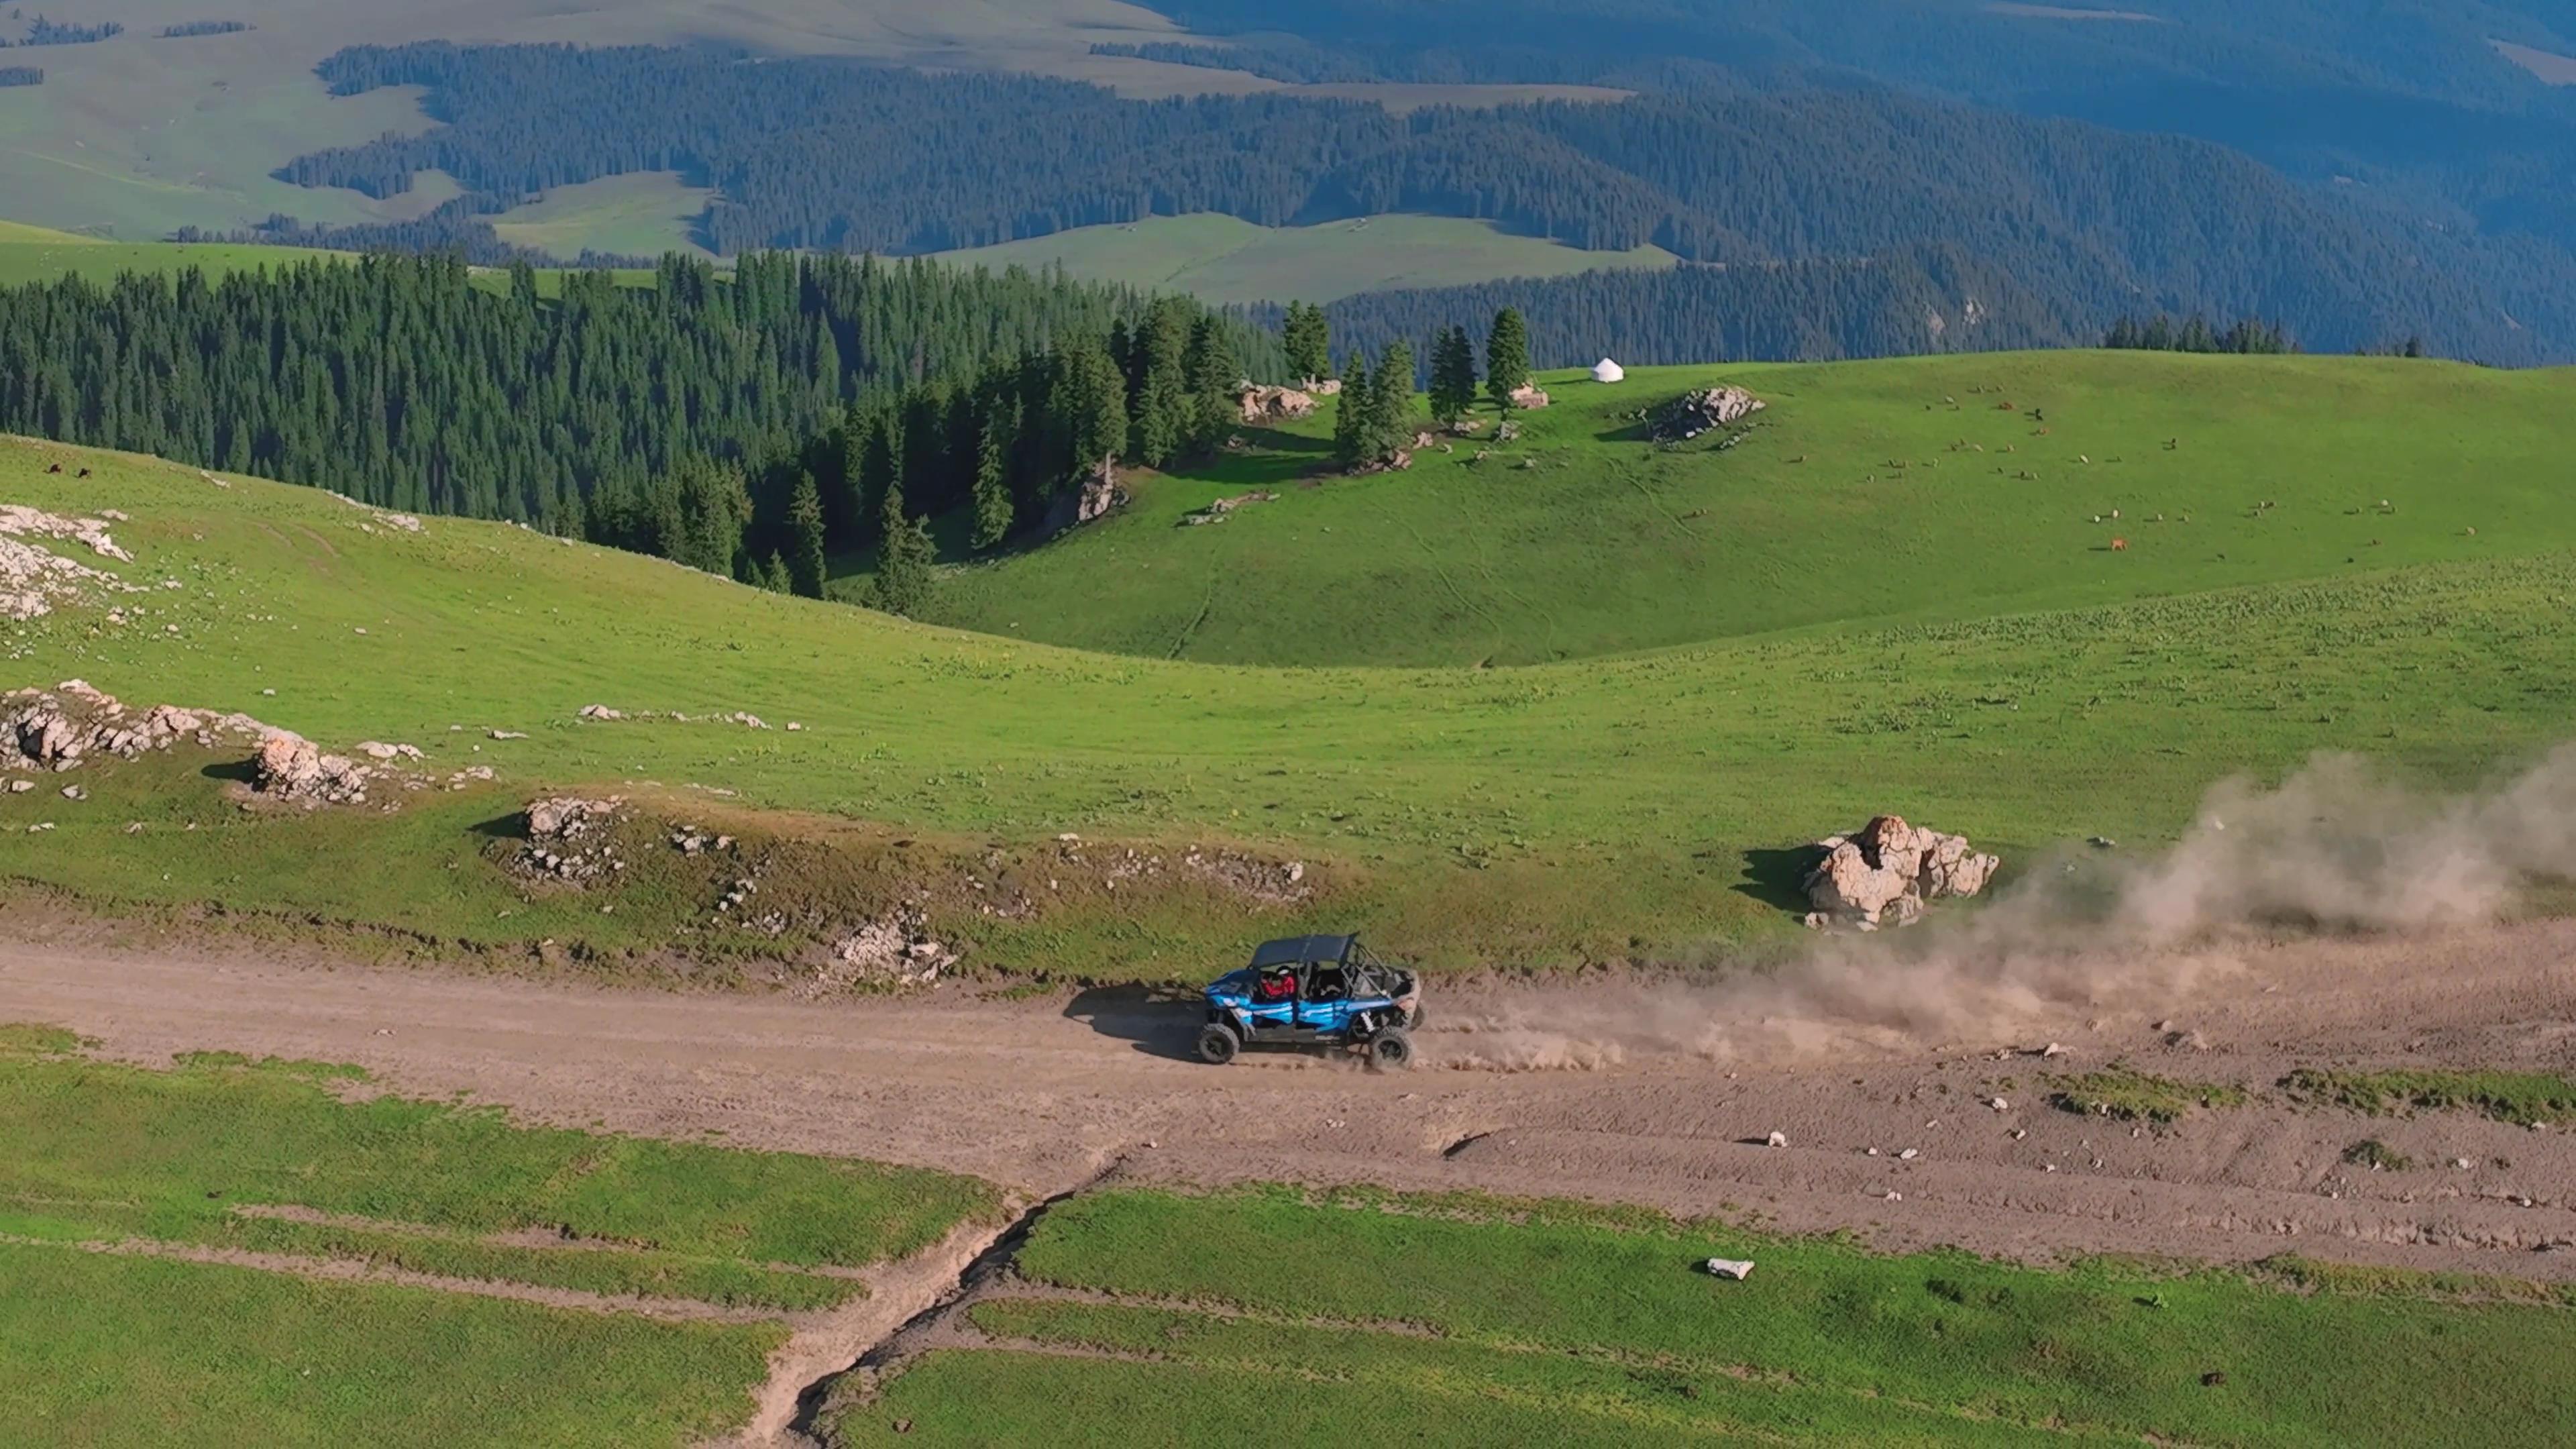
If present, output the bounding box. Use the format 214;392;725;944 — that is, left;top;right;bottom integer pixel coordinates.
1485;308;1530;409
1183;314;1240;454
1429;325;1478;425
1283;301;1332;384
875;482;935;616
1063;342;1128;479
971;405;1016;549
1133;301;1192;468
1370;338;1416;461
786;470;827;598
1330;350;1371;470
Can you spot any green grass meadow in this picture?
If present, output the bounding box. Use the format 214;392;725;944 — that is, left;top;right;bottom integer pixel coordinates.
838;1185;2576;1446
0;1244;783;1448
0;1025;1000;1289
0;1023;1006;1446
919;354;2576;666
5;350;2576;971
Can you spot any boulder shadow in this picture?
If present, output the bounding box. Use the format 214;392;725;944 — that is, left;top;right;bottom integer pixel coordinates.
470;811;531;842
1064;983;1206;1061
197;758;258;786
1732;845;1819;920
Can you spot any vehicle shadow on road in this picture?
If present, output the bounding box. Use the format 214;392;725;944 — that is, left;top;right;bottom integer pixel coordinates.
1063;985;1205;1061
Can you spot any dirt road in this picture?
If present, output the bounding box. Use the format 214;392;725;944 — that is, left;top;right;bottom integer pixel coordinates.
5;921;2573;1280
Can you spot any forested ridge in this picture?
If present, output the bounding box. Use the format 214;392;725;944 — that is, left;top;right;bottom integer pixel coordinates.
1308;246;2076;372
259;42;2569;360
0;255;1281;576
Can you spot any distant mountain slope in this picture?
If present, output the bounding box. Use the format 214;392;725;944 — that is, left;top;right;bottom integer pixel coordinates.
272;43;2569;359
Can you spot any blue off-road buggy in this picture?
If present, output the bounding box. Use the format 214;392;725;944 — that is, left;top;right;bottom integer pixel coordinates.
1198;934;1421;1067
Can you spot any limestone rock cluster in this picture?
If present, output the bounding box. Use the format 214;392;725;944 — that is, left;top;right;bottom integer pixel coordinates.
1803;815;1998;929
1650;386;1766;442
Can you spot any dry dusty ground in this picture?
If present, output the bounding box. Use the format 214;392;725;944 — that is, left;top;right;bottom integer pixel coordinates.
3;921;2573;1282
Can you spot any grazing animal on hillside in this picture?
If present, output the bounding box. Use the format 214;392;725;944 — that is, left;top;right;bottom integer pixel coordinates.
2110;537;2129;551
46;463;61;474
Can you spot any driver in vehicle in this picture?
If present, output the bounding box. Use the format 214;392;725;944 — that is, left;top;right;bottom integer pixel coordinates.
1253;967;1297;1003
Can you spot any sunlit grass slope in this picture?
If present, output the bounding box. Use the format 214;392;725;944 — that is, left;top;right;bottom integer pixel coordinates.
920;352;2576;666
3;429;2571;971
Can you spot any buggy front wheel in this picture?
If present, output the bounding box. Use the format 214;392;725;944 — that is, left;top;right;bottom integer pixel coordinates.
1196;1024;1241;1066
1368;1027;1413;1070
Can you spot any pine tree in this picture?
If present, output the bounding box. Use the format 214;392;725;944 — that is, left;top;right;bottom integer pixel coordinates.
1485;308;1529;409
971;405;1016;549
1330;350;1371;470
1183;314;1240;454
763;551;794;594
1133;301;1192;468
786;470;827;597
1283;301;1332;384
1065;342;1128;478
1429;325;1477;425
875;482;935;616
1369;338;1415;462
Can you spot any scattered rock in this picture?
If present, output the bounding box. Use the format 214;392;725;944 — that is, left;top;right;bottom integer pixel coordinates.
489;729;529;741
1179;491;1278;527
515;797;627;885
1650;386;1766;442
1704;1258;1756;1281
356;741;422;761
812;909;956;993
1506;384;1551;410
1;505;143;621
58;784;85;801
578;704;625;721
1801;815;1998;928
1766;1130;1788;1148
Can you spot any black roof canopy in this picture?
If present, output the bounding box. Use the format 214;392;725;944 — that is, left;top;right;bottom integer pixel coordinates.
1249;934;1352;969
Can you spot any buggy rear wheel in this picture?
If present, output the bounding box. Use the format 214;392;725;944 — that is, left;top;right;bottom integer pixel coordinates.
1368;1027;1413;1070
1196;1023;1241;1066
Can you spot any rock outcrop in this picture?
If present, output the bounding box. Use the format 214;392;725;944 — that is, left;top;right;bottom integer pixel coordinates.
1043;461;1126;536
4;682;264;775
253;732;377;806
1650;386;1766;442
1803;815;1998;929
1237;385;1317;424
1507;384;1552;411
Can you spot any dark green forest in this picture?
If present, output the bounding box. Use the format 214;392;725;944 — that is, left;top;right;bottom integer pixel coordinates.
0;254;1282;595
251;42;2573;361
1307;246;2074;372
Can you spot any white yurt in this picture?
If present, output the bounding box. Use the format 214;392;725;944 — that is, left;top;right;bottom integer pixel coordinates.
1591;357;1625;383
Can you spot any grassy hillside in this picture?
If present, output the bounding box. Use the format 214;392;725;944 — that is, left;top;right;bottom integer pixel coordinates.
916;352;2576;667
835;1185;2576;1446
490;172;718;262
930;213;1676;305
3;410;2571;973
0;234;347;287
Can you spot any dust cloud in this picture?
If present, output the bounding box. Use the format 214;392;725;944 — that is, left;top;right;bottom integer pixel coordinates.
1436;745;2576;1071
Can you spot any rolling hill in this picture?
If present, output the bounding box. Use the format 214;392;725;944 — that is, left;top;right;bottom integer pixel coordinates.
5;347;2572;973
916;354;2576;666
